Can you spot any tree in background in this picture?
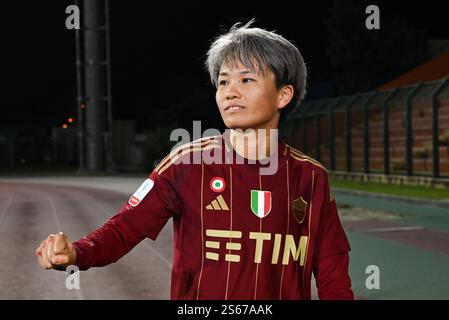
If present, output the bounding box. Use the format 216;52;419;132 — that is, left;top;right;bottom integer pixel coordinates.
325;0;430;95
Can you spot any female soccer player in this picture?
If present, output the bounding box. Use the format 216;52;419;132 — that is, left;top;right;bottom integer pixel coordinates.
37;20;353;300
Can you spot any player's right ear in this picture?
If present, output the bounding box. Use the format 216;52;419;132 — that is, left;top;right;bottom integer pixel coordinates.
277;85;294;110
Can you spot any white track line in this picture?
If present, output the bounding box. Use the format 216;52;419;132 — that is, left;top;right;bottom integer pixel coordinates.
46;192;85;300
0;195;13;228
357;226;424;233
139;241;173;269
46;195;62;233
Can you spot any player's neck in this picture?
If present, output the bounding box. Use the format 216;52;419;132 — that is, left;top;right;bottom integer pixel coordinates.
229;128;278;160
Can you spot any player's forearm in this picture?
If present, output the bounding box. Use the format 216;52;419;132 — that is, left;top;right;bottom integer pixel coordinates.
314;252;354;300
72;213;145;270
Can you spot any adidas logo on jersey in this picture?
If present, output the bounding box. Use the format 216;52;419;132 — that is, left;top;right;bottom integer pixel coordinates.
206;195;229;211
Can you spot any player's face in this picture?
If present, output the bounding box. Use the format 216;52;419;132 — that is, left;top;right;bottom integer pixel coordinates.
215;61;290;131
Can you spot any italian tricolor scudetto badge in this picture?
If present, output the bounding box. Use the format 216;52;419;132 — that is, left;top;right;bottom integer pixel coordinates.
250;190;272;218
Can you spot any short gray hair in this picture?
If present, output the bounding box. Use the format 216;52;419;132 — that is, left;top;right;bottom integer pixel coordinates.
205;20;307;114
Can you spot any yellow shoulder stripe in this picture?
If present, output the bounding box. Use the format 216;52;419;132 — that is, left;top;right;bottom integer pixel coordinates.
156;143;221;175
155;137;220;173
288;146;328;172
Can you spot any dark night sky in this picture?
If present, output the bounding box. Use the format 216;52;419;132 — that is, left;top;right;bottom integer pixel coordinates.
2;0;449;131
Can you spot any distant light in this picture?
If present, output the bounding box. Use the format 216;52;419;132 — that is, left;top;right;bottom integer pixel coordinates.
62;124;68;129
80;103;86;109
68;118;74;123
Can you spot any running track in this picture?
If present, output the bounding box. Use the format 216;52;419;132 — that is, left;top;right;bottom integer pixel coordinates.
1;179;448;299
0;182;173;299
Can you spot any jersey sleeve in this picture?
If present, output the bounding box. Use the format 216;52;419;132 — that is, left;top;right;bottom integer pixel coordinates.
72;165;182;271
314;252;354;300
72;212;145;271
312;170;353;299
313;171;351;258
120;168;182;241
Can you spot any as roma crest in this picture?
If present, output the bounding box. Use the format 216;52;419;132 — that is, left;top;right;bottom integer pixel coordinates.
292;196;308;224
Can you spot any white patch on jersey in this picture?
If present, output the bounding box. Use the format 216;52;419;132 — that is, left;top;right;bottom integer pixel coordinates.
128;179;154;207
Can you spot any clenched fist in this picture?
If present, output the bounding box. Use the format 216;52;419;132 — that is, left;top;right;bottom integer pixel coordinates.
36;232;77;270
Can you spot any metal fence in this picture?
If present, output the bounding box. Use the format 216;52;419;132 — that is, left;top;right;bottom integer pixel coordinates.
283;77;449;178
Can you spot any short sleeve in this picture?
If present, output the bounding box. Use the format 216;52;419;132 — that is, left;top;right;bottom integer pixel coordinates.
120;169;182;240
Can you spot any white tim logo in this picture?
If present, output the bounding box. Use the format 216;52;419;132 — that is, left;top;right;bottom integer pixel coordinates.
65;265;80;290
365;264;380;290
365;4;380;30
65;5;80;30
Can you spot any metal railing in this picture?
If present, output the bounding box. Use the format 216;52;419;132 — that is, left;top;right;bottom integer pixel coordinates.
283;77;449;178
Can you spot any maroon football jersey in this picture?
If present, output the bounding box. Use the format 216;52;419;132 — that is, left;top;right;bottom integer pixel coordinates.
73;133;352;300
